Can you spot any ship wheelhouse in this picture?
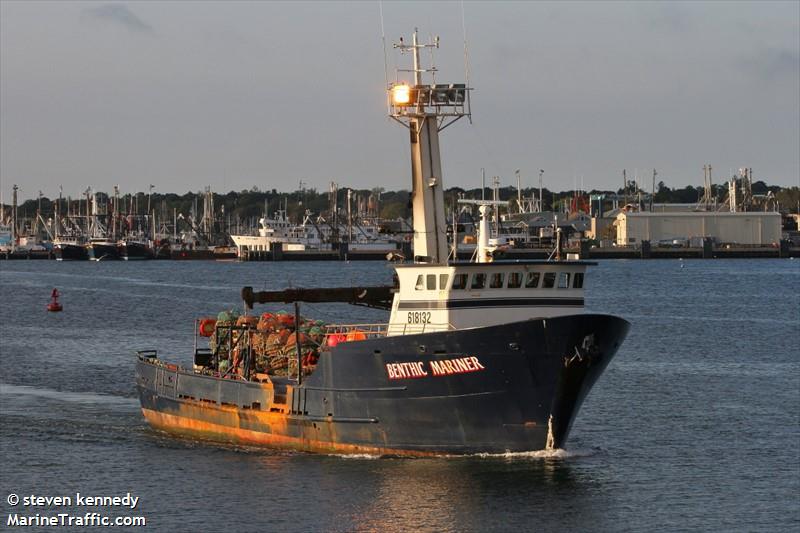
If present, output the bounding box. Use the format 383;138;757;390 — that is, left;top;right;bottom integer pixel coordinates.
387;260;590;335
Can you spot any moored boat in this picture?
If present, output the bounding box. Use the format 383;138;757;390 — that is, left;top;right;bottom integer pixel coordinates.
87;238;120;261
119;239;155;260
53;238;88;261
229;210;305;256
169;244;215;260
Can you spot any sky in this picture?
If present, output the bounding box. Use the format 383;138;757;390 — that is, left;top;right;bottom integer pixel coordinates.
1;1;798;201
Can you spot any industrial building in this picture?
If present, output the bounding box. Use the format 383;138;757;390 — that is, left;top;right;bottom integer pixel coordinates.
614;211;782;246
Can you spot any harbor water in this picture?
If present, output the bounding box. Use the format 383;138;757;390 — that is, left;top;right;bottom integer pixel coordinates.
1;259;798;532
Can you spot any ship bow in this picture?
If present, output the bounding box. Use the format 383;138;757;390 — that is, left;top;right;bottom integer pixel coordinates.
544;313;630;448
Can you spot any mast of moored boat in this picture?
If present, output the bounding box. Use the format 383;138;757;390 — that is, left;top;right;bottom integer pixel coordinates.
12;184;18;246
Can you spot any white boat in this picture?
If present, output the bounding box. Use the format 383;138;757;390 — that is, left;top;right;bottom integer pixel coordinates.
229;210;309;255
231;210;400;257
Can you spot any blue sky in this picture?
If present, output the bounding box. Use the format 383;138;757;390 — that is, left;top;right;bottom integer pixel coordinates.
1;1;798;201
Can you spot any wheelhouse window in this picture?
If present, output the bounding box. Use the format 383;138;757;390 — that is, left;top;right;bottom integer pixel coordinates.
573;272;584;289
525;272;540;288
489;272;505;289
558;272;571;289
543;272;556;288
415;275;425;290
507;272;522;288
439;274;449;290
427;274;437;290
452;273;468;290
471;273;486;290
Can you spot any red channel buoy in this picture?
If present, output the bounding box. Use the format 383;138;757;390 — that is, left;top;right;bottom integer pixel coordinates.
47;288;63;312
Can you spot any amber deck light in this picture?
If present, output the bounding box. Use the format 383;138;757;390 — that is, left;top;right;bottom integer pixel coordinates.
392;83;411;105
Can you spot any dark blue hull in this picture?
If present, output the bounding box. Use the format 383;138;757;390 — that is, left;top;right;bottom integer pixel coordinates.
120;241;154;260
54;243;88;261
136;314;629;454
87;242;120;261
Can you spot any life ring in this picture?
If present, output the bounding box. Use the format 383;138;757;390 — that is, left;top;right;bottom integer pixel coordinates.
199;318;217;337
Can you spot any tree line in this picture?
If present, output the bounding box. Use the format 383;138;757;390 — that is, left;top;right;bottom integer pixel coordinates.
5;181;799;224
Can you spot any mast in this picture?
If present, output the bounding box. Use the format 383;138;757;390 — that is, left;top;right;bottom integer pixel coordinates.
457;199;508;263
11;184;18;244
538;170;544;213
147;185;154;238
347;188;352;243
650;169;656;212
113;185;119;241
85;188;91;237
56;185;62;239
389;29;471;264
492;176;500;234
623;169;628;207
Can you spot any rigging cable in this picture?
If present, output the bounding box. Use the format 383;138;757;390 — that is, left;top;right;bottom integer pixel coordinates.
379;1;389;90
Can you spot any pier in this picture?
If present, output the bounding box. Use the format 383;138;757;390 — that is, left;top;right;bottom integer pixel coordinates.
495;240;799;260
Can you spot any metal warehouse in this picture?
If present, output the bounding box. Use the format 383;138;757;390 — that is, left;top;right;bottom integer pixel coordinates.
614;211;782;246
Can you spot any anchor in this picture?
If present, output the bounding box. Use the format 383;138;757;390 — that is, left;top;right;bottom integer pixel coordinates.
565;333;599;367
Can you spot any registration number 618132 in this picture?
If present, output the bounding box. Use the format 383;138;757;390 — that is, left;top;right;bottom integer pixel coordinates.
407;311;431;324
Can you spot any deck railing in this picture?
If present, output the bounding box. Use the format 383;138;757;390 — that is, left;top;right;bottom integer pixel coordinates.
322;322;454;341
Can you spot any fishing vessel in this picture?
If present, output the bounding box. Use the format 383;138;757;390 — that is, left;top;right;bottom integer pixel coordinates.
118;238;155;260
53;237;88;261
86;238;120;261
230;209;399;258
296;212;400;256
136;30;629;455
84;191;120;260
229;209;308;254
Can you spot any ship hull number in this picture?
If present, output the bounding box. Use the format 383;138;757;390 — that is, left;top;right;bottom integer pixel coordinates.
407;311;431;324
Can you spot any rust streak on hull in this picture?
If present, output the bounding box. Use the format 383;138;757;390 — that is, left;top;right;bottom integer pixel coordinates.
141;408;441;457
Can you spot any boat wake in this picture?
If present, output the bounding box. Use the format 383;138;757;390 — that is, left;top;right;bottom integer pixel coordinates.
328;448;603;461
0;383;138;408
467;447;602;460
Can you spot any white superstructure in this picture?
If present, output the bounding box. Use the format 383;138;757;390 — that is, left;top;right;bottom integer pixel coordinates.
384;31;588;337
230;211;307;253
386;261;587;335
